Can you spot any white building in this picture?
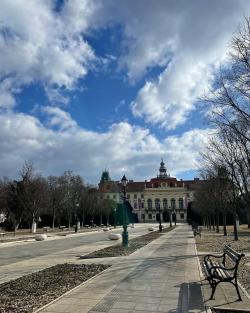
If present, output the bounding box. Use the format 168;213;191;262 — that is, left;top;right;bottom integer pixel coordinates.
98;160;200;223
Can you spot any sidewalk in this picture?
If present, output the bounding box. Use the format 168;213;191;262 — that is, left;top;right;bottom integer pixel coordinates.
0;224;153;284
36;225;206;313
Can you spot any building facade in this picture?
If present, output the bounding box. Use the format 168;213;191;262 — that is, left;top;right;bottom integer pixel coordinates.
98;160;199;223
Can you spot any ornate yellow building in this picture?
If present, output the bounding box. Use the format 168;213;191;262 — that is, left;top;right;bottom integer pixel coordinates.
98;160;199;223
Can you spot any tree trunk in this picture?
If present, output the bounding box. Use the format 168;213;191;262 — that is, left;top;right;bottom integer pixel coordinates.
216;211;220;233
212;214;215;231
81;211;85;227
68;214;71;228
52;209;55;232
223;212;227;236
247;210;250;229
208;213;211;230
206;215;209;229
100;213;103;225
233;208;238;241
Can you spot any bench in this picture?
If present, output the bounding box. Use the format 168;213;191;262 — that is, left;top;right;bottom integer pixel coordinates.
0;232;6;237
43;226;51;232
203;245;245;301
193;226;202;237
59;226;66;231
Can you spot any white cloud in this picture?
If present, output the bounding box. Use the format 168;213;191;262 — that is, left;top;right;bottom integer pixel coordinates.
0;110;212;183
100;0;250;129
131;58;214;129
0;0;97;108
42;106;77;130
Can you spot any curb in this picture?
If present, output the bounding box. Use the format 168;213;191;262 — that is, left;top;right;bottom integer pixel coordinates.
193;235;212;313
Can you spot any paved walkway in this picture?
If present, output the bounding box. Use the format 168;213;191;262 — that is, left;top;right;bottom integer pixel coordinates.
37;225;206;313
0;224;155;284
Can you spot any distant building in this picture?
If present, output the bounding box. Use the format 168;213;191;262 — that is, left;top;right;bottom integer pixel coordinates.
98;160;201;223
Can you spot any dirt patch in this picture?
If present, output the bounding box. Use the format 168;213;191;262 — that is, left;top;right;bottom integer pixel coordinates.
0;263;110;313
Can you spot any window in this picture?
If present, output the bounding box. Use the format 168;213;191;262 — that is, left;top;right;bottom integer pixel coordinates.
134;201;137;209
141;194;144;199
100;195;103;199
170;182;174;187
162;183;166;187
107;195;110;199
147;199;152;209
141;202;144;208
171;198;176;209
141;214;145;220
113;195;116;199
163;198;168;209
134;194;137;199
155;198;160;209
106;185;110;190
180;213;184;219
148;214;152;219
179;198;184;209
127;194;130;199
154;182;159;188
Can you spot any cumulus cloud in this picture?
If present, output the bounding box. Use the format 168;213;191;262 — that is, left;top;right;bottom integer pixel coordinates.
0;0;97;108
104;0;250;129
0;110;211;183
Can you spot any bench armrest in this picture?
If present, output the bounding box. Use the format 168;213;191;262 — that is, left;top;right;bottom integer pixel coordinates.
204;253;224;262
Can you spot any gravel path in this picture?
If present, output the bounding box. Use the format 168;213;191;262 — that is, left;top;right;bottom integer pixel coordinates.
0;263;110;313
196;228;250;294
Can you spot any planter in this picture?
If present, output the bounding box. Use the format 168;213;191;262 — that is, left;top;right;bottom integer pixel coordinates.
35;234;47;241
108;233;121;240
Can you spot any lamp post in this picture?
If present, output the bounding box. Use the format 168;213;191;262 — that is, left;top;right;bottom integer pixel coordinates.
169;206;172;227
158;206;162;232
114;207;117;228
75;202;79;232
121;175;129;247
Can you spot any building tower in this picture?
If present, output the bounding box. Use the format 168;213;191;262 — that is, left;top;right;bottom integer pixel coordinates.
158;158;169;179
99;169;111;185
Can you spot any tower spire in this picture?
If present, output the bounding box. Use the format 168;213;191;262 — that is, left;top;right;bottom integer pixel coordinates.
158;159;168;178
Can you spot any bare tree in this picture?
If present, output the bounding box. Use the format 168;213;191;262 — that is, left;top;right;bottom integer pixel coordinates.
204;17;250;229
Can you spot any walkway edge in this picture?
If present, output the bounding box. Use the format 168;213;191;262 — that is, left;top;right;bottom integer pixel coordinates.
193;235;212;313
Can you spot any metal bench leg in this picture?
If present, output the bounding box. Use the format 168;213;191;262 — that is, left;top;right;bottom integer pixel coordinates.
209;279;218;300
233;280;242;301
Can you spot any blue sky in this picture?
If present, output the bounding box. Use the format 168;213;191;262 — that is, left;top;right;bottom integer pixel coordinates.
0;0;249;184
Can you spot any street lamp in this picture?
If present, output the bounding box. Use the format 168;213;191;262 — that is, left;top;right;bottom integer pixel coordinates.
75;202;79;232
158;204;162;232
114;207;117;228
168;206;172;227
121;175;129;247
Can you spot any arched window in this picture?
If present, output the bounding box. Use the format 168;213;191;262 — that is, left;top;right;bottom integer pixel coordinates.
179;198;184;209
171;198;176;209
163;198;168;209
147;199;152;209
155;198;160;209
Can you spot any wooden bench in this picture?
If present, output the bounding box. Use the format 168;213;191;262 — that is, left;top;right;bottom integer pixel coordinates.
59;226;66;231
43;226;51;232
0;232;6;237
203;245;245;301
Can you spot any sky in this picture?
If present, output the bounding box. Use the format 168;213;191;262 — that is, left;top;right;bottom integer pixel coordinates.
0;0;249;184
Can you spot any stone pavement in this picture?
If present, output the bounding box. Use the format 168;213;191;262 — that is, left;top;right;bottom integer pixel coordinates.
0;224;154;284
36;225;206;313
